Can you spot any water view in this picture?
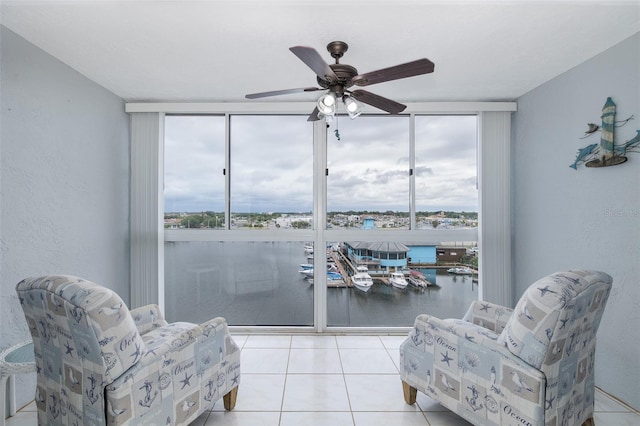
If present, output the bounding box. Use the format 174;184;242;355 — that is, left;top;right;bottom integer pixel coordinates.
164;241;478;328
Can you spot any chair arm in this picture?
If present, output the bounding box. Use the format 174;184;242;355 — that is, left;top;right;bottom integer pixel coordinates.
132;317;237;369
412;314;506;348
129;304;168;335
106;318;241;424
462;300;513;333
411;314;547;375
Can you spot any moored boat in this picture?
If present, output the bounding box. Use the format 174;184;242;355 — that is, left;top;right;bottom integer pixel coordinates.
327;271;345;286
407;270;430;288
389;272;408;289
351;266;374;292
306;271;345;286
299;268;314;277
447;267;474;275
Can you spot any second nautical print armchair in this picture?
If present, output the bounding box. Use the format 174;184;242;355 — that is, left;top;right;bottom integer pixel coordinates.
16;275;241;425
400;270;612;426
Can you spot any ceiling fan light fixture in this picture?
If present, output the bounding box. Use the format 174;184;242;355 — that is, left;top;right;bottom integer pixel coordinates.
343;96;363;119
315;111;334;123
317;93;336;116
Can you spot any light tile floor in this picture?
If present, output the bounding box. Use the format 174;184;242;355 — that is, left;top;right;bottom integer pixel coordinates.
7;334;640;426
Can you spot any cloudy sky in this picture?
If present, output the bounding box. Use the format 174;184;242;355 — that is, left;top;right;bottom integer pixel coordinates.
164;113;478;214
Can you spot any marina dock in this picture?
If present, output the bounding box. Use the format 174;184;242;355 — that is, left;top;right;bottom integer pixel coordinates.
311;246;476;289
328;250;352;288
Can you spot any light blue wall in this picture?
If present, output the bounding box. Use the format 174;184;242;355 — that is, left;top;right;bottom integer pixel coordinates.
512;33;640;409
0;26;130;411
407;246;436;264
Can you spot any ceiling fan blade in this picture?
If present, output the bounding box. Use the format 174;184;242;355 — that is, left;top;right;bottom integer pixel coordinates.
307;107;322;122
246;87;322;99
290;46;339;84
352;58;435;87
350;90;407;114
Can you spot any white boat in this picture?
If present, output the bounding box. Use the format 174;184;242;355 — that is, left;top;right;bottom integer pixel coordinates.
356;265;368;272
299;268;314;277
389;272;408;289
407;270;430;288
447;267;474;275
351;266;374;292
300;263;338;275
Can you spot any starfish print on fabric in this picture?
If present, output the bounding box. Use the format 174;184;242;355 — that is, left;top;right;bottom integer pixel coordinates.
537;285;558;297
545;393;556;410
130;343;142;361
64;342;74;356
479;303;491;312
441;351;454;367
180;372;193;390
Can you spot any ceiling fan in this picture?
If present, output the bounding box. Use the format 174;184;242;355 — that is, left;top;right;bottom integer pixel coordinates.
245;41;435;121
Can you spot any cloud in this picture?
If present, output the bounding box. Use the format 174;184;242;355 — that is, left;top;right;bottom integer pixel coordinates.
164;114;478;213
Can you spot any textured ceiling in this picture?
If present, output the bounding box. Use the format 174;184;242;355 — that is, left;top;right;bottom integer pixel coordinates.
2;0;639;103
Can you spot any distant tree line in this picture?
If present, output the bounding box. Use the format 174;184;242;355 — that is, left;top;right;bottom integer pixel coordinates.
166;210;477;229
326;210;478;220
166;211;225;229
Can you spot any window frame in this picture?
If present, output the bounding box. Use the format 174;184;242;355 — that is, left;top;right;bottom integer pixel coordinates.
127;101;515;333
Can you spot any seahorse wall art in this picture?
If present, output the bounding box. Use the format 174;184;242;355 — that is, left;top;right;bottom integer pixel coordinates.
570;97;640;169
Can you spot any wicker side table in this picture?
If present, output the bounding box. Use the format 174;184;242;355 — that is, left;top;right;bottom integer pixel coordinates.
0;341;35;425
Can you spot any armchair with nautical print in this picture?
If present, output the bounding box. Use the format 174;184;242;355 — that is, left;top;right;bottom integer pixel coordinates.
400;270;612;426
16;275;241;426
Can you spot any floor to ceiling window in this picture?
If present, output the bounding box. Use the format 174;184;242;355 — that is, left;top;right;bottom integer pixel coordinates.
162;110;480;329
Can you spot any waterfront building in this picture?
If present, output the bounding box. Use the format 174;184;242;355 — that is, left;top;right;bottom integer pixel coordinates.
345;241;410;271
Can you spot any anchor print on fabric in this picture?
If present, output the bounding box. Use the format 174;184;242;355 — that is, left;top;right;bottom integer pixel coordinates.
465;384;484;412
204;379;218;403
86;374;101;405
138;380;158;408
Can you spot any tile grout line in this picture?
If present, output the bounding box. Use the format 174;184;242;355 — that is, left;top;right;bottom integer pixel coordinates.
277;336;293;425
594;386;640;414
337;336;357;426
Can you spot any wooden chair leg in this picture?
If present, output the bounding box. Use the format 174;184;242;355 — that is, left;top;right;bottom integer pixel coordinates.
223;386;238;411
582;418;595;426
402;381;417;405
